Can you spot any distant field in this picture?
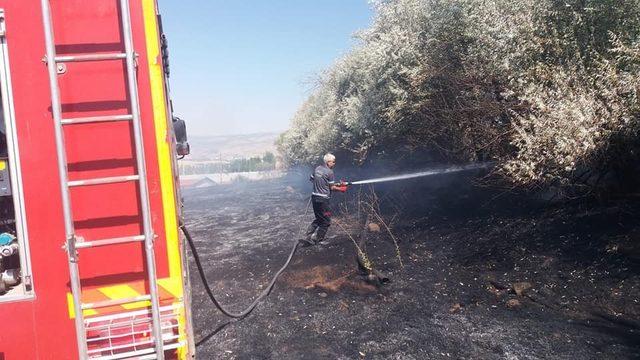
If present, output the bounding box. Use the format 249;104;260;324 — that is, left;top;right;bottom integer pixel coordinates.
185;132;279;161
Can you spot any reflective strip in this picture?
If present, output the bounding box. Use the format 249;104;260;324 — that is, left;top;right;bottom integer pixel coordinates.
141;0;182;284
141;1;189;358
158;277;182;298
67;293;98;318
67;278;179;318
98;285;152;310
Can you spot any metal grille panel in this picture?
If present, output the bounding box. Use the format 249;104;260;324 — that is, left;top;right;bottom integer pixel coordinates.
85;305;183;359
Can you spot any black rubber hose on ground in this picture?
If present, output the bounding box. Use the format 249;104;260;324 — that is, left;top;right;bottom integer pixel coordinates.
180;223;301;319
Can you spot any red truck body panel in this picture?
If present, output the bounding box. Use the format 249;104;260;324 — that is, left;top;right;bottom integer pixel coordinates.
0;1;191;358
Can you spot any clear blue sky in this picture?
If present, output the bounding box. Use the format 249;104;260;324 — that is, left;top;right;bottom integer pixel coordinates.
157;1;373;136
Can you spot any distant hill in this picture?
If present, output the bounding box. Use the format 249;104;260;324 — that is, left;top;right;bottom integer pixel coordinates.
186;132;279;161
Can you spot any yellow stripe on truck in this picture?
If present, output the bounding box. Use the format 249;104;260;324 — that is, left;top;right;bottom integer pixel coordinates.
98;284;152;310
141;0;188;358
66;277;180;318
141;0;183;284
158;277;183;298
67;293;98;318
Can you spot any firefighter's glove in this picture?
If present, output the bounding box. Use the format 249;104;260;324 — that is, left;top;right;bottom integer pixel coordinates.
334;185;348;193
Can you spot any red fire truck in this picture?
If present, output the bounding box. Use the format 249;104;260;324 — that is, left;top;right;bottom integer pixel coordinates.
0;0;195;358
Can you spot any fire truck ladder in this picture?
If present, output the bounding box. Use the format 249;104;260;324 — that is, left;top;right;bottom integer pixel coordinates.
40;1;166;359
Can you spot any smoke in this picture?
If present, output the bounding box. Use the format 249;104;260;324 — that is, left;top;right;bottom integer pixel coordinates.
349;162;494;185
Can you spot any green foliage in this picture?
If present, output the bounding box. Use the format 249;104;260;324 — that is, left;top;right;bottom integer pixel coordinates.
262;151;276;164
180;152;277;175
179;162;227;175
278;0;640;192
228;154;276;173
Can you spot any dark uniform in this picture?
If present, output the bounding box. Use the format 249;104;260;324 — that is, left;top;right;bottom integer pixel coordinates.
306;164;336;243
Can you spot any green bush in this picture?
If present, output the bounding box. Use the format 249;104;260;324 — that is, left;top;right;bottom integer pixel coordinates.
277;0;640;193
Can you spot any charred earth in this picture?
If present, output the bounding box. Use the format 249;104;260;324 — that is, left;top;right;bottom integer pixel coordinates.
182;174;640;359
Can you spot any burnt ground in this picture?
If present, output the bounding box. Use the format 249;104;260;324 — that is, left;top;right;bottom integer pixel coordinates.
182;175;640;359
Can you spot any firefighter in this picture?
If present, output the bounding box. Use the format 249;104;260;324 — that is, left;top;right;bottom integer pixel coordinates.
301;153;348;246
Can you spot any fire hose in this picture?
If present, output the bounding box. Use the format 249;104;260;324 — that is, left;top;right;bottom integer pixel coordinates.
178;199;312;319
178;164;492;319
180;224;301;319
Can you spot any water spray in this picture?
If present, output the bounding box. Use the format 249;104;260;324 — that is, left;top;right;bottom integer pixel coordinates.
345;162;493;186
183;162;493;322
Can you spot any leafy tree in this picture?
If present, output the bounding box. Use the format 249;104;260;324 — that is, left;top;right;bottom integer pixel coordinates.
263;151;276;164
278;0;640;194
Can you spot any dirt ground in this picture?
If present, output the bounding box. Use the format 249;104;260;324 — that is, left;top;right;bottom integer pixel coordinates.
181;175;640;360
